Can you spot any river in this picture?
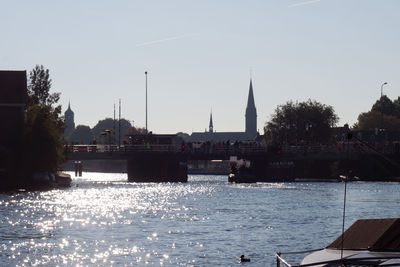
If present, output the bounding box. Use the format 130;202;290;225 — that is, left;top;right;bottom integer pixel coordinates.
0;173;399;266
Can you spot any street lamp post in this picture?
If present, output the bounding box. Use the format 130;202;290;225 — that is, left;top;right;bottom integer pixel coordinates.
145;71;148;132
381;82;388;99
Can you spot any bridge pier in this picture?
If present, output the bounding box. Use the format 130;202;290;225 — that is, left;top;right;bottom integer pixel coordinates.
127;154;187;182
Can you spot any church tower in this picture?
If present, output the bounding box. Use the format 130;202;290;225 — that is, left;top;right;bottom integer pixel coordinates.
245;79;257;137
64;102;75;137
209;111;214;133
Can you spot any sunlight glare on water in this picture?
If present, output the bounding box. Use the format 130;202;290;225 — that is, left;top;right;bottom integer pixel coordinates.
0;173;399;266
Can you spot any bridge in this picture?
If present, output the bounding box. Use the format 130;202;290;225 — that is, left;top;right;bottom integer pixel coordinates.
67;143;366;161
65;141;400;182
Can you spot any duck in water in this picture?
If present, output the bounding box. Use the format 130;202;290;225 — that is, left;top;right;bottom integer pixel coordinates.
240;255;250;262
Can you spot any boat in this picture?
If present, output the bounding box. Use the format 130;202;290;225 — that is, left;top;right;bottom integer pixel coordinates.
27;171;72;190
228;159;295;183
55;172;72;187
276;218;400;266
275;134;400;266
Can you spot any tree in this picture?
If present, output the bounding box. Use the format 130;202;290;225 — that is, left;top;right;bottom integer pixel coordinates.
125;126;148;135
68;125;93;144
393;97;400;118
354;95;400;130
123;126;148;144
28;65;61;107
355;111;400;131
264;99;338;143
22;65;65;176
176;132;190;142
371;95;395;116
23;105;65;173
92;118;132;143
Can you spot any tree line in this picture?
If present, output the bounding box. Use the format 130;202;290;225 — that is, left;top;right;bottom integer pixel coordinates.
353;95;400;131
264;95;400;144
65;119;149;145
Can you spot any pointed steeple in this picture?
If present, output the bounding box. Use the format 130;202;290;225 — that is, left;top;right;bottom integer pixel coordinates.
245;79;257;137
247;79;256;109
65;101;74;115
209;111;214;133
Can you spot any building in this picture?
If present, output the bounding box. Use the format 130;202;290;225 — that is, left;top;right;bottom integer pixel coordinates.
64;102;75;137
188;79;258;142
0;71;27;179
0;71;27;152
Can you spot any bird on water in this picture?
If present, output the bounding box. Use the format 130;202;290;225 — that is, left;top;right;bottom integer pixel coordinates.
240;255;250;262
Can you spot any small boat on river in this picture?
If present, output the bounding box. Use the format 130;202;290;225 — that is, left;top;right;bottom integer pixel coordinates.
276;218;400;266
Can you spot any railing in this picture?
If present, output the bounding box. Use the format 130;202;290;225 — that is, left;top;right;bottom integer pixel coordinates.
275;249;323;267
66;141;400;156
123;145;181;153
275;250;400;267
67;144;181;153
66;144;270;154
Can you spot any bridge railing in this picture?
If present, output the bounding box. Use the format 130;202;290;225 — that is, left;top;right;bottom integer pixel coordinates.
66;141;399;156
122;145;181;153
68;145;120;153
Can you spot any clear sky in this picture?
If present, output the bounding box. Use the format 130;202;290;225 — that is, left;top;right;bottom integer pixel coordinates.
1;0;399;134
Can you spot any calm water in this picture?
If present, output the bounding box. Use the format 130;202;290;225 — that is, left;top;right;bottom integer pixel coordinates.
0;174;399;266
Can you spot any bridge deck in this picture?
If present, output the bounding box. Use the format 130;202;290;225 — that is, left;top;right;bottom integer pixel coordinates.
65;143;389;161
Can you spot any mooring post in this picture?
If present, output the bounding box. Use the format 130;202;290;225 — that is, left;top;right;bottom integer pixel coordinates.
74;161;78;177
78;161;83;177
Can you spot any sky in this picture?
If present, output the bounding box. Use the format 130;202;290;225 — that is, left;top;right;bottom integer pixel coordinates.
1;0;399;134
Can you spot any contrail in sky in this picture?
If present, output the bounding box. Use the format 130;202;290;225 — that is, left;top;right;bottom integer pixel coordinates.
136;33;200;47
289;0;321;7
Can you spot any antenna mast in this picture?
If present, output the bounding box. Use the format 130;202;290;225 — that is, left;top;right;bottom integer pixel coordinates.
340;132;352;259
119;99;121;147
145;71;148;132
113;103;116;144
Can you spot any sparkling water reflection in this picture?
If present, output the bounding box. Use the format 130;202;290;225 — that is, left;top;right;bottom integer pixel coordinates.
0;173;399;266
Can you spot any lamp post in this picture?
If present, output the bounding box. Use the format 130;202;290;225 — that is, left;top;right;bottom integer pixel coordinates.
381;82;387;99
380;82;388;130
145;71;148;132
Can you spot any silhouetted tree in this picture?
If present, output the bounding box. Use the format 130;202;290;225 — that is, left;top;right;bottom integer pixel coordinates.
264;99;338;143
28;65;61;107
125;126;148;135
371;95;395;116
22;65;65;177
354;111;400;131
393;97;400;118
354;95;400;130
176;132;190;141
92;118;132;143
23;105;65;173
68;125;93;144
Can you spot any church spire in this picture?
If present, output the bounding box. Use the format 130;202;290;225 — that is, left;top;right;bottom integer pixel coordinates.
209;110;214;133
245;79;257;137
247;79;256;109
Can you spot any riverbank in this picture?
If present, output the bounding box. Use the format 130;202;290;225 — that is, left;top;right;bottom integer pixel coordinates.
0;172;71;192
